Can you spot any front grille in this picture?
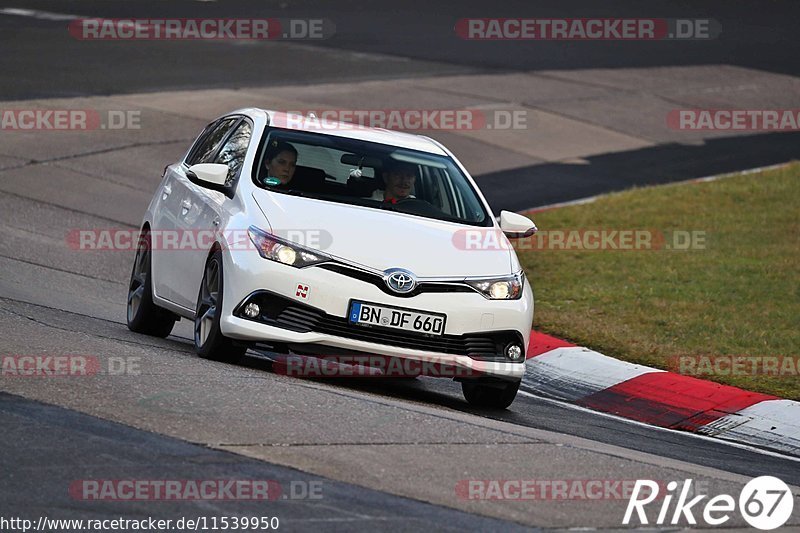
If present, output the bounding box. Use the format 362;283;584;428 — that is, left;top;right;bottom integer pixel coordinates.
317;263;475;298
235;290;522;361
276;306;322;331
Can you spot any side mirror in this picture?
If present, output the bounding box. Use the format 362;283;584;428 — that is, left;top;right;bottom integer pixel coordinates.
500;210;537;238
187;163;229;186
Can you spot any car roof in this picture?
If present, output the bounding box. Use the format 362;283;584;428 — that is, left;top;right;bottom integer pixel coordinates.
239;108;449;156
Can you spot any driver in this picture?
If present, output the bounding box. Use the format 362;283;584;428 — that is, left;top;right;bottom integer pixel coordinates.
263;140;298;186
371;161;417;203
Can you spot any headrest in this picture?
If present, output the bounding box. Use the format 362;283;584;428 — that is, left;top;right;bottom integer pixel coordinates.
277;165;326;193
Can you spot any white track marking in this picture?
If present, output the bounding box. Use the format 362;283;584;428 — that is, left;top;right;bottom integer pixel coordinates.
517;390;800;464
699;399;800;456
0;8;79;21
524;346;662;401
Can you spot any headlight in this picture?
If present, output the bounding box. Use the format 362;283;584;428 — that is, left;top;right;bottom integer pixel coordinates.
247;226;329;268
465;271;524;300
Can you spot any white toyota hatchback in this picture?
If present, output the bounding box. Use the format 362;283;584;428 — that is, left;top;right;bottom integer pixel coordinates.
127;108;537;408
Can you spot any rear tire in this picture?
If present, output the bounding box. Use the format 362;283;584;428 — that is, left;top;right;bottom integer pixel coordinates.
462;379;520;409
194;250;246;363
127;231;177;338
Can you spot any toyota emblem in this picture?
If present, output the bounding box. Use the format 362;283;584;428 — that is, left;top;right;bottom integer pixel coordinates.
384;268;417;294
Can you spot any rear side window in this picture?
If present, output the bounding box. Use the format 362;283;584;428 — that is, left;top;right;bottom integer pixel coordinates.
186;117;238;166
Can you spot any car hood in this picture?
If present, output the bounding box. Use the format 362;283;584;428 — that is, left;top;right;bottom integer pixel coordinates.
252;190;513;277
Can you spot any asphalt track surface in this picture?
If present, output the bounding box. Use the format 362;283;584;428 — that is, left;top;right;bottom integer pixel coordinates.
3;0;800;98
2;1;800;530
2;293;799;528
0;393;531;531
3;0;800;209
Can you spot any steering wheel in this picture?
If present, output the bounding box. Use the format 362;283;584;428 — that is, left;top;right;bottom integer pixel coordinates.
394;197;447;217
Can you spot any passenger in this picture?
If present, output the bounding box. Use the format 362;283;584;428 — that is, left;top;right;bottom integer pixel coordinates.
371;161;417;203
263;140;298;186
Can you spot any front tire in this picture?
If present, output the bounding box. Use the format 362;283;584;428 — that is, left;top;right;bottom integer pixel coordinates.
127;231;177;338
194;250;246;363
462;379;520;409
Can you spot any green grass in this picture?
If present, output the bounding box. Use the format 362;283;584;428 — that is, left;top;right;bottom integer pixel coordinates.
517;163;800;399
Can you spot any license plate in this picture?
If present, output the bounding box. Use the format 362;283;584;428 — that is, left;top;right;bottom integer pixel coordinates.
348;301;446;336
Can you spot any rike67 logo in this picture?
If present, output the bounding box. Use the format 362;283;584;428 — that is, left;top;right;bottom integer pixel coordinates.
624;476;795;530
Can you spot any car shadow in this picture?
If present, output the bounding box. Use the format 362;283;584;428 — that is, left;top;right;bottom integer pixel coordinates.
477;131;800;212
240;350;530;423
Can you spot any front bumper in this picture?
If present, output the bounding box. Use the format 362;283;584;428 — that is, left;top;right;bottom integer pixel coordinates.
222;314;525;380
219;246;533;381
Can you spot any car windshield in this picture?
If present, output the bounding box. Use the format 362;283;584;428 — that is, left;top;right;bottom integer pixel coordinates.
252;128;492;226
